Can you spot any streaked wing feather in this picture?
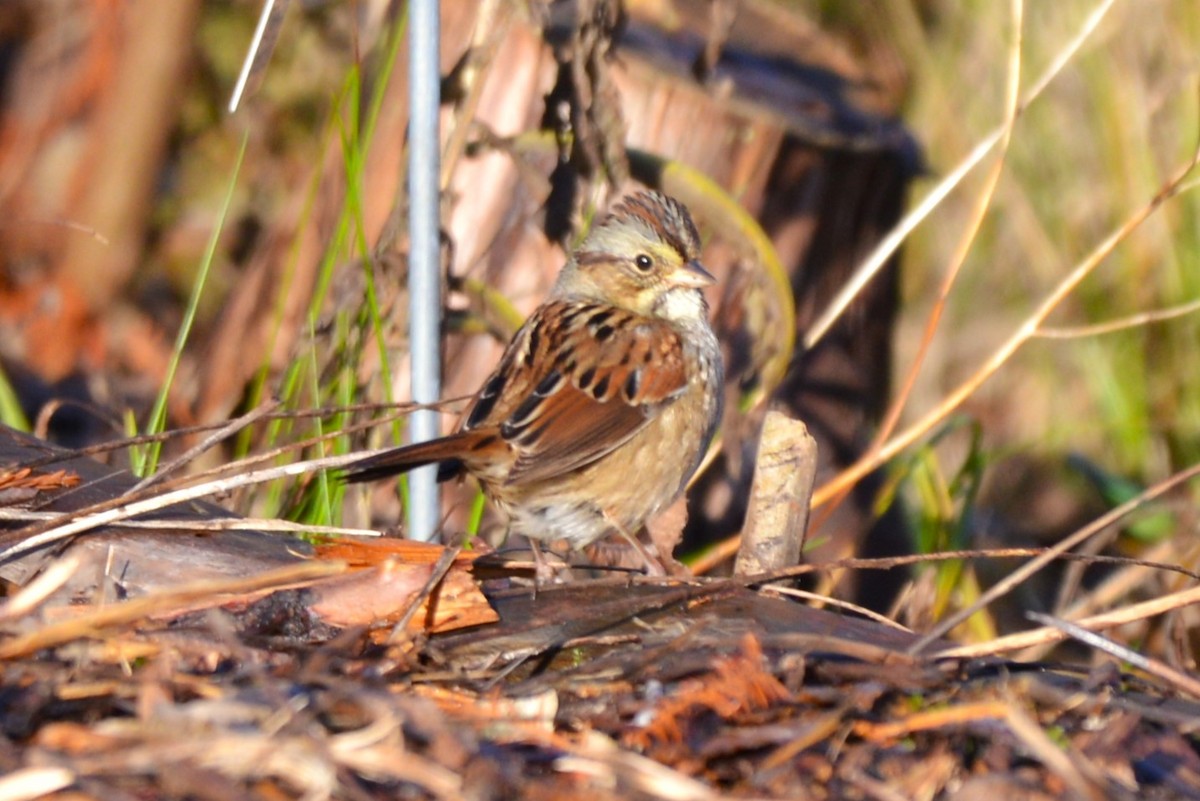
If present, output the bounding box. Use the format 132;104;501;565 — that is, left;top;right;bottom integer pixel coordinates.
504;384;648;484
489;300;690;485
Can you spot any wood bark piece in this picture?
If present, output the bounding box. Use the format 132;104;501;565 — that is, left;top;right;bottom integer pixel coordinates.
735;411;816;576
0;426;494;638
0;424;308;599
429;577;936;680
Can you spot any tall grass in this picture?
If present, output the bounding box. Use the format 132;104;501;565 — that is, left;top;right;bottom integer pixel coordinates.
894;0;1200;479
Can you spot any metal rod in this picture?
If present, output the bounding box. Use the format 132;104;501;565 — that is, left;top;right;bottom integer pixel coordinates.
406;0;441;541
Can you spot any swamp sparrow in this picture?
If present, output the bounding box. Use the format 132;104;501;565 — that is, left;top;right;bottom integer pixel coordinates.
344;191;723;568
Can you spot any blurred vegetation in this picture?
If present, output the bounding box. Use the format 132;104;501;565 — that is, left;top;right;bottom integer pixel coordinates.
836;0;1200;631
886;0;1199;476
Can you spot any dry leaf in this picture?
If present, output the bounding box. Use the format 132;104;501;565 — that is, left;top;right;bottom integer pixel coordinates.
0;467;81;493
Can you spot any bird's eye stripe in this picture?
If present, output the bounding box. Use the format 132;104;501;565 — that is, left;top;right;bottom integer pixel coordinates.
575;251;609;266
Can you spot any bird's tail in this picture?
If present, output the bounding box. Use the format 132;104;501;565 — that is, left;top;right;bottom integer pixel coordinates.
340;431;485;484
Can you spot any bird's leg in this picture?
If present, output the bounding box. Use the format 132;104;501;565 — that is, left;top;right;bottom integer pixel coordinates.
604;513;667;577
526;537;559;591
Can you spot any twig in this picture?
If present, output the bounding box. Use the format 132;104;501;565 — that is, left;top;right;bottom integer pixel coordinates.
130;400;280;493
388;546;461;643
0;768;75;801
909;459;1200;653
0;509;381;539
1034;297;1200;338
934;582;1200;662
758;585;911;632
1002;700;1110;801
228;0;289;113
0;451;394;565
15;398;460;472
0;553;83;623
1026;611;1200;699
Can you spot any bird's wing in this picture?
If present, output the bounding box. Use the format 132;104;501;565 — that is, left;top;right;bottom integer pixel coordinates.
465;300;690;486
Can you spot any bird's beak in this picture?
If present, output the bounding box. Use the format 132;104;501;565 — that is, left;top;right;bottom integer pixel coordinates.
671;260;716;289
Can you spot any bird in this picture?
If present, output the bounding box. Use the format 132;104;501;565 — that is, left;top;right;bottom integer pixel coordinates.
343;190;724;573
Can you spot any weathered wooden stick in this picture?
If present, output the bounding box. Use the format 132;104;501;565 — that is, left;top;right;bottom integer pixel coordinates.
734;411;817;576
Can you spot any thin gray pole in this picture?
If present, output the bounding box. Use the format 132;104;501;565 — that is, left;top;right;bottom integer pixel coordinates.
406;0;441;541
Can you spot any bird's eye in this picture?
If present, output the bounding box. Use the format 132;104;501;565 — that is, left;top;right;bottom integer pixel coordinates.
634;254;654;272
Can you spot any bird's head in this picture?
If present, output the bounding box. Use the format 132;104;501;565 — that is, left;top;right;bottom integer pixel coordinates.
555;191;714;322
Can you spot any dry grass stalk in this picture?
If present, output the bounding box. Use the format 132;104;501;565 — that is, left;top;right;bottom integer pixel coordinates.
802;0;1114;353
1026;611;1200;699
0;767;75;801
699;1;1123;574
0;448;388;564
912;459;1200;653
937;581;1200;663
0;552;83;622
816;129;1200;510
